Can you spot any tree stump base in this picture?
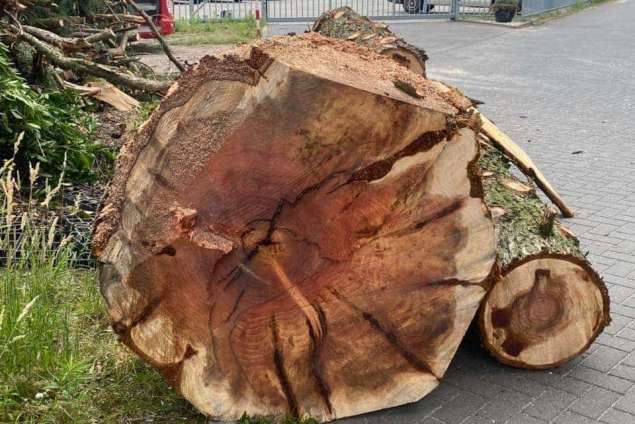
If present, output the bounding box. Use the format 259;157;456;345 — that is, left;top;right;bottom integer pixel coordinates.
94;34;497;422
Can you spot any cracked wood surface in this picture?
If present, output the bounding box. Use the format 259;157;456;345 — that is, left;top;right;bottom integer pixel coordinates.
93;34;496;422
479;254;610;369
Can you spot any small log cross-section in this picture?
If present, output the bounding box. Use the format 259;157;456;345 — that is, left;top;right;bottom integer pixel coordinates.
480;254;609;369
477;143;610;369
312;6;428;77
93;34;496;422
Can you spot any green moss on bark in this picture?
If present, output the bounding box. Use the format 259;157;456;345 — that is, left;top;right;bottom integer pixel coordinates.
479;144;581;268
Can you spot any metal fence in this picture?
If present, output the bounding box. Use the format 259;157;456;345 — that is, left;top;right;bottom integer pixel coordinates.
262;0;456;21
169;0;460;22
169;0;587;22
520;0;586;16
171;0;261;21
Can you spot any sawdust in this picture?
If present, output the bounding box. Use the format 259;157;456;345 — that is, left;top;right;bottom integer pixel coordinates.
233;33;458;116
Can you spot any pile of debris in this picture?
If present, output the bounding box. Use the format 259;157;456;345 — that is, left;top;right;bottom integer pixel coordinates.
0;0;185;106
92;8;610;423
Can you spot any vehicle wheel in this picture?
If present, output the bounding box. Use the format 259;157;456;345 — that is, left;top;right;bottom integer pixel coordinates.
402;0;421;13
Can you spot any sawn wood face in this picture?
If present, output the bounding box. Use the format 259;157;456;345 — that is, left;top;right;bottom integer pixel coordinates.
94;36;496;422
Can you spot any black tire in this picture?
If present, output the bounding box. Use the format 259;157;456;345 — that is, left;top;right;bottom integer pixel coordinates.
402;0;421;13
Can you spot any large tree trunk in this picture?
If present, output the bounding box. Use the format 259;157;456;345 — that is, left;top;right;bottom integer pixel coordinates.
476;142;610;369
93;34;496;422
312;6;428;77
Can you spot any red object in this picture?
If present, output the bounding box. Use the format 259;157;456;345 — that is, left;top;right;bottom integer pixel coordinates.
255;9;261;20
138;0;175;39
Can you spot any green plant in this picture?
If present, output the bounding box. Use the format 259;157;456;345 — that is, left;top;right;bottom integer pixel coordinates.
0;42;113;183
238;413;320;424
0;151;205;422
491;0;520;10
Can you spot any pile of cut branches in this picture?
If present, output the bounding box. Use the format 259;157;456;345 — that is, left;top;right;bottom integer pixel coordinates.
0;0;184;100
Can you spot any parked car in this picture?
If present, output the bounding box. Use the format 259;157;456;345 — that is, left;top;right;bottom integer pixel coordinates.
134;0;175;38
390;0;494;14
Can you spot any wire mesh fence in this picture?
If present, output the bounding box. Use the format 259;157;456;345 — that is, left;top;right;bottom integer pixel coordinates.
0;184;104;269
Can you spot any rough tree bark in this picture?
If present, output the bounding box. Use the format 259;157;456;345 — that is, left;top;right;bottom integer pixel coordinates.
477;142;610;369
93;34;497;422
312;6;428;77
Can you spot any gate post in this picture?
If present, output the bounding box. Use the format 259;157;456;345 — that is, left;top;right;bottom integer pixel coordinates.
450;0;460;20
189;0;195;21
261;0;267;21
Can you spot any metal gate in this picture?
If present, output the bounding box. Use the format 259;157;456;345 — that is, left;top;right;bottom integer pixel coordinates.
171;1;261;21
170;0;505;23
263;0;457;21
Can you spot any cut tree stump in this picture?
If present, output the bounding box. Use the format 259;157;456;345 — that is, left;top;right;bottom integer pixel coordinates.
93;34;497;422
477;143;610;369
312;7;428;77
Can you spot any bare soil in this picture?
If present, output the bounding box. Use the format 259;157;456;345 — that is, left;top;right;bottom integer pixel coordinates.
136;42;234;74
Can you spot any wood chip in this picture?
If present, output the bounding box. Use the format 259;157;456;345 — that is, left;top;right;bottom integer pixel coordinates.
490;207;507;220
503;179;533;193
559;226;576;238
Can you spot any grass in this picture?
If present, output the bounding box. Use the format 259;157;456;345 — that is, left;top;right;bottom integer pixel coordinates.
0;153;205;423
169;17;259;46
0;151;318;423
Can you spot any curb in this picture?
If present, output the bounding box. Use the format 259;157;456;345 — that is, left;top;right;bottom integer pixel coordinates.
457;18;532;28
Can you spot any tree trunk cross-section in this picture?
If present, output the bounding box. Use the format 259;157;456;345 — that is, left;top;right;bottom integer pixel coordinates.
479;254;609;369
93;34;496;422
312;7;428;77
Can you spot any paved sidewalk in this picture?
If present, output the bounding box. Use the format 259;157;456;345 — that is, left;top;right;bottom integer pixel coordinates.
272;1;635;422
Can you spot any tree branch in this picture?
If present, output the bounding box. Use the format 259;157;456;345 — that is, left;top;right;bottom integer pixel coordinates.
13;28;172;93
123;0;186;73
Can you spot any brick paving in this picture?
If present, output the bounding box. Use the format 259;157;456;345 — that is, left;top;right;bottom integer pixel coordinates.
273;0;635;422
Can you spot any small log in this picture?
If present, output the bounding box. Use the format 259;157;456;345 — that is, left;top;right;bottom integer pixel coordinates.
87;79;140;111
22;25;115;52
33;16;86;30
477;143;610;369
93;34;496;422
92;14;146;25
312;6;428;77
